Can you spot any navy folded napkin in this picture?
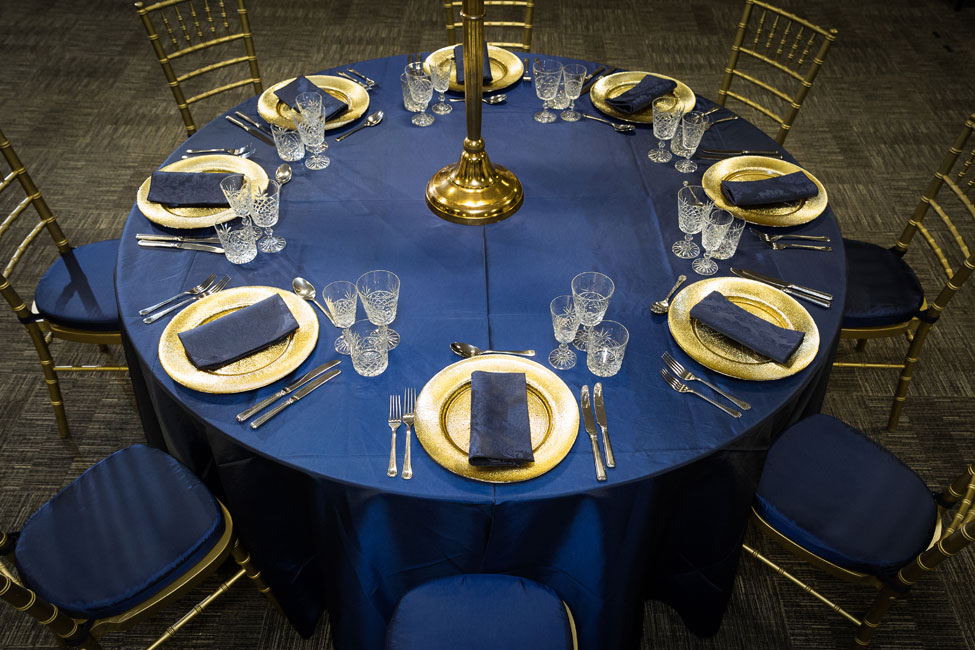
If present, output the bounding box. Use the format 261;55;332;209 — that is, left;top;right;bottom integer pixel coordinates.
689;291;805;364
178;294;299;371
147;171;234;208
453;43;493;84
274;76;348;121
721;171;819;207
605;75;677;114
468;371;534;467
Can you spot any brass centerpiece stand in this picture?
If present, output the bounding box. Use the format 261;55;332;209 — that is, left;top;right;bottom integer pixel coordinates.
425;0;523;225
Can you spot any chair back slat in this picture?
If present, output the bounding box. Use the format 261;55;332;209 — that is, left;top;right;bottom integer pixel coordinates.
442;0;534;52
0;572;83;643
944;465;975;536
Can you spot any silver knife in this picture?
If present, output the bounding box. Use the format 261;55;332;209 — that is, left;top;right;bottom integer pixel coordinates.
580;386;607;482
225;115;276;147
336;71;371;89
592;383;615;469
250;368;342;429
236;359;341;422
699;148;780;155
730;267;832;309
137;233;221;244
233;111;272;137
138;240;224;254
347;68;377;86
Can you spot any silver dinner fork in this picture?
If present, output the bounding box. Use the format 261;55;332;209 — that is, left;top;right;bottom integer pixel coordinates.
750;228;830;243
143;275;230;324
138;273;217;316
661;368;742;418
402;388;416;480
387;395;401;478
764;241;832;252
661;351;751;411
522;57;531;84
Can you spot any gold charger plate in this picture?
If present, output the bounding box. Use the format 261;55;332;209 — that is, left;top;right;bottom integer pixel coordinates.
158;286;319;394
590;71;696;123
137;155;268;230
414;355;579;483
701;155;828;227
423;45;524;93
257;75;369;129
667;277;820;381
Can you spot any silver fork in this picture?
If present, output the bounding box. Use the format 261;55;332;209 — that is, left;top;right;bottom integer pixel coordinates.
750;228;830;243
402;388;416;480
522;57;531;84
143;275;230;324
765;241;832;252
387;395;401;478
661;352;751;411
661;368;742;418
138;273;217;316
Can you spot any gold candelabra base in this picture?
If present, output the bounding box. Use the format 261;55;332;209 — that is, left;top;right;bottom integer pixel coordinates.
426;139;523;225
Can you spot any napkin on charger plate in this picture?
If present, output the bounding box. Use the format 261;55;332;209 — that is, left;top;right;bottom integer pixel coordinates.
453;43;494;84
178;294;299;371
147;171;234;208
605;75;677;114
689;291;804;364
468;370;534;467
274;75;349;121
721;171;819;207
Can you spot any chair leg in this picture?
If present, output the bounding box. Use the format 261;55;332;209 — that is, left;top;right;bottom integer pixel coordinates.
852;587;900;648
26;323;70;437
231;538;276;602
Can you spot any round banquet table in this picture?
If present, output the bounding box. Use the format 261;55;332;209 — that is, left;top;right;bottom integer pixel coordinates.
116;54;846;650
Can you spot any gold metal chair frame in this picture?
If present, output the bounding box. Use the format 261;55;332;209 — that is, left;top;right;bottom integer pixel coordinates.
134;0;264;137
744;464;975;648
1;501;275;650
835;112;975;431
716;0;837;145
442;0;534;52
0;128;127;439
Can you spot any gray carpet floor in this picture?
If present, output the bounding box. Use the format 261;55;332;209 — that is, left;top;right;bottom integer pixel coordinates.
1;0;974;648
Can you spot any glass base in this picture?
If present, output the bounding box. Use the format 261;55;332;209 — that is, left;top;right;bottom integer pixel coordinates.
675;158;698;173
692;256;718;276
411;112;434;127
305;155;330;170
376;327;400;350
648;147;673;163
672;239;700;259
549;346;577;370
432;101;452;115
334;334;350;355
258;235;286;254
560;109;581;122
534;109;556;123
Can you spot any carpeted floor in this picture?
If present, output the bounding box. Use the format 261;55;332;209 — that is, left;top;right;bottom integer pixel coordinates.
1;0;974;648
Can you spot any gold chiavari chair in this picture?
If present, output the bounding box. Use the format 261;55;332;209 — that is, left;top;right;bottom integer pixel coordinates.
442;0;535;52
716;0;837;145
0;445;275;649
0;127;126;439
835;112;975;431
134;0;264;138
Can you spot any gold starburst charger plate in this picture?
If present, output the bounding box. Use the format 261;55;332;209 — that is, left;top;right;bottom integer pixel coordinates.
159;286;319;393
414;356;579;483
137;155;268;229
423;45;524;93
667;277;819;381
701;155;828;227
590;71;696;123
258;75;369;129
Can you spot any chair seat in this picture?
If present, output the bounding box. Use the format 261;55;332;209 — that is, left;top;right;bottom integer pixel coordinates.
386;574;575;650
34;239;120;331
15;445;223;619
842;238;924;329
755;414;937;578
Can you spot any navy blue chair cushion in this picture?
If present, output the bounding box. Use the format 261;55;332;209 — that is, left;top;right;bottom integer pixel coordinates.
15;445;223;619
386;574;575;650
34;239;121;331
842;238;924;329
755;414;937;580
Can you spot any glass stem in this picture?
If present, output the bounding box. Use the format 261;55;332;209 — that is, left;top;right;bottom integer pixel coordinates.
657;139;666;151
568;99;575;112
264;227;274;239
439;92;445;103
684;234;693;242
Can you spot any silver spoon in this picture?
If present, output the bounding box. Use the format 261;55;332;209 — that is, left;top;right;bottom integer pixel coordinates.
580;112;635;133
181;143;256;160
450;342;535;358
651;275;687;314
275;163;292;185
335;110;384;142
448;94;508;104
292;277;337;326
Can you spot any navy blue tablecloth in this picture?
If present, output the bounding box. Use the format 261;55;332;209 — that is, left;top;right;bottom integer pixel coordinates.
116;55;846;650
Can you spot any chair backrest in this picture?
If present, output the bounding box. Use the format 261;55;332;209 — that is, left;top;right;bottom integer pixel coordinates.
716;0;837;145
134;0;264;137
442;0;534;52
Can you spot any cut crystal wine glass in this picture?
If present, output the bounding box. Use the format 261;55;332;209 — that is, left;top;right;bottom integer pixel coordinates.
549;295;581;370
570;271;614;352
356;270;400;350
693;209;734;276
673;185;712;259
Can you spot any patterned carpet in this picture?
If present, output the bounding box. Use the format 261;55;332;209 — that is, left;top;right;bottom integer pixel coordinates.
1;0;973;648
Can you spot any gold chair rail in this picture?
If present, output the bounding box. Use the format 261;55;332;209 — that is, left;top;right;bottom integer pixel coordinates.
442;0;535;52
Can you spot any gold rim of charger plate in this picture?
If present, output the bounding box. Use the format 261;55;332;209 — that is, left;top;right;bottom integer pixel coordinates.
590;71;696;123
423;45;524;93
667;277;820;381
701;155;828;227
257;75;370;130
136;155;269;230
159;286;319;393
413;355;579;483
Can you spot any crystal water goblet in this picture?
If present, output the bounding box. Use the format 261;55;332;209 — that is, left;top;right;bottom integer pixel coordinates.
270;124;304;162
675;111;709;173
549;295;581;370
648;96;681;163
693;209;734;276
356;270;400;350
586;320;629;377
408;74;435;127
712;216;746;260
673;185;712;259
251;179;285;253
400;72;422;112
571;271;614;351
321;280;358;355
559;63;586;122
295;91;330;170
347;318;389;377
533;59;562;123
219;173;252;219
430;58;453;115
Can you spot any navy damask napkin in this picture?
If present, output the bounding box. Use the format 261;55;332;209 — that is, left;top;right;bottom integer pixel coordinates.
605;75;677;114
147;171;234;208
721;171;819;207
689;291;805;364
468;371;534;467
274;76;349;121
453;43;493;84
178;294;299;371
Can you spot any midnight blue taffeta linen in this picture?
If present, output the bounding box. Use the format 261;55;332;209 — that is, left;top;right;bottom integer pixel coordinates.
274;75;349;120
115;54;847;650
453;42;493;84
689;291;805;363
468;371;534;467
146;171;234;207
34;239;121;331
720;170;819;207
605;75;677;114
